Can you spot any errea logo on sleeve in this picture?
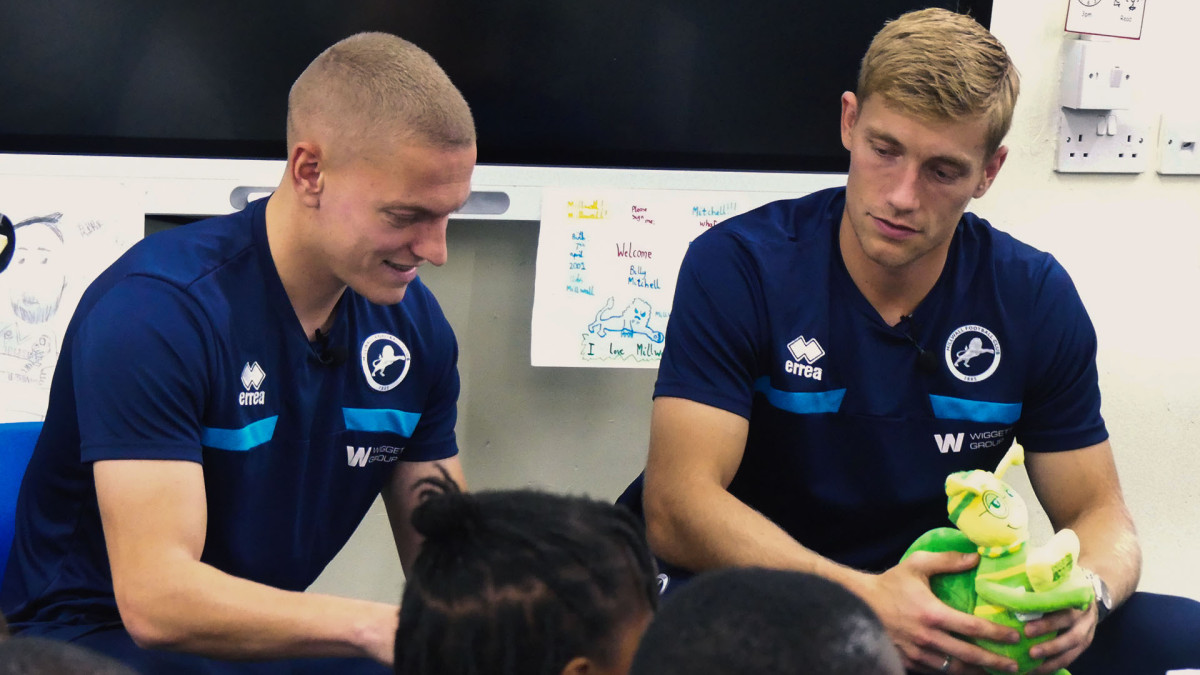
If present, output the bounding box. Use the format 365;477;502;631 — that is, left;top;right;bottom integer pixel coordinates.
239;362;266;406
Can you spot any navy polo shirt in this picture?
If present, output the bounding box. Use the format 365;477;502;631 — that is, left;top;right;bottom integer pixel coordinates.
2;198;459;635
654;187;1106;572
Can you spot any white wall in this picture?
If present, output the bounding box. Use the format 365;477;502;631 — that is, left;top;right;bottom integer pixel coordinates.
311;0;1200;604
984;0;1200;601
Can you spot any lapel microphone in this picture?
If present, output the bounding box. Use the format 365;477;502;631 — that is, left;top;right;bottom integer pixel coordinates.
900;314;939;374
313;328;349;367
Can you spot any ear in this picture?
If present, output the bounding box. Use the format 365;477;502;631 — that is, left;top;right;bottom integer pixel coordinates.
287;141;325;208
840;91;860;152
945;472;974;498
560;656;595;675
973;145;1008;199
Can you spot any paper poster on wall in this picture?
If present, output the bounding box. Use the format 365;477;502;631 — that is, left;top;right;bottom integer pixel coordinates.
532;188;788;368
0;177;145;422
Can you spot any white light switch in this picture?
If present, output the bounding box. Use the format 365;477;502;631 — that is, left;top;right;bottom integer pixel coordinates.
1060;39;1135;110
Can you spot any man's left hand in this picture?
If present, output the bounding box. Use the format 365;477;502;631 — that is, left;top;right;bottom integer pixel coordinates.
1023;602;1098;674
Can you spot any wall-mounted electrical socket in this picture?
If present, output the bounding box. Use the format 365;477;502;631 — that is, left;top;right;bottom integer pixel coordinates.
1060;39;1135;110
1157;114;1200;176
1055;109;1148;174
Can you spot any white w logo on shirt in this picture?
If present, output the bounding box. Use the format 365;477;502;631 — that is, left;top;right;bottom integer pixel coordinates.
934;433;964;454
346;446;372;467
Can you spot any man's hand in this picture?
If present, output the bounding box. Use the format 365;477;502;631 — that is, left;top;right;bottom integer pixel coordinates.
850;551;1020;674
1024;603;1097;674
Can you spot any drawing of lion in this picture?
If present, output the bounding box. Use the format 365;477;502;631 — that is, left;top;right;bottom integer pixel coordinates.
586;297;664;343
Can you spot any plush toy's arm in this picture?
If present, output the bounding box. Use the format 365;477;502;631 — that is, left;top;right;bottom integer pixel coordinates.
976;574;1093;614
1027;529;1082;592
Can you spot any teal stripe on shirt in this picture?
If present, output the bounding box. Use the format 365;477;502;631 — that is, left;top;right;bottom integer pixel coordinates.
201;416;278;452
754;377;845;414
343;408;422;437
929;395;1022;424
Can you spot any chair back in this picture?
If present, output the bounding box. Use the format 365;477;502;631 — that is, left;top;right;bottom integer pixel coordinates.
1;421;42;588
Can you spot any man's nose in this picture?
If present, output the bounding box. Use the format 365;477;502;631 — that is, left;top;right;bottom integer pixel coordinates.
887;162;921;213
413;219;449;266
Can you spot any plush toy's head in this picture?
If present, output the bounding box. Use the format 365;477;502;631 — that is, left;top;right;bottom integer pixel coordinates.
945;444;1029;549
946;472;1029;548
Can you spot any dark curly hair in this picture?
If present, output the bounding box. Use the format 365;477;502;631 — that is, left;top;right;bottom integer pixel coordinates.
393;471;658;675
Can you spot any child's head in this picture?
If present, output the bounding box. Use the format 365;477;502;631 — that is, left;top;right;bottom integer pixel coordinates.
629;567;904;675
394;473;659;675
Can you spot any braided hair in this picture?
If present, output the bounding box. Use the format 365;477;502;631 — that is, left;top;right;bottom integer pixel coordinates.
394;471;658;675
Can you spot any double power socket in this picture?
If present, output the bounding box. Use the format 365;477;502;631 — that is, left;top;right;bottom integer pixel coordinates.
1055;38;1199;175
1056;110;1200;176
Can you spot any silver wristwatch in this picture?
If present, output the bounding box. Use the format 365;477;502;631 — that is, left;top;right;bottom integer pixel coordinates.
1089;572;1113;623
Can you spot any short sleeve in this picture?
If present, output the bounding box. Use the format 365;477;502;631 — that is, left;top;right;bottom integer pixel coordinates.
74;276;212;463
654;229;766;419
1014;258;1108;452
398;292;459;462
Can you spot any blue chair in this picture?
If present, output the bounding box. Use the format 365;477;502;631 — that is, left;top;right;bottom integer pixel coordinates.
1;421;42;589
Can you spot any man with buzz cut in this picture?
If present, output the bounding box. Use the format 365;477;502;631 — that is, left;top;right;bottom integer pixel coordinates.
621;8;1149;674
1;32;476;674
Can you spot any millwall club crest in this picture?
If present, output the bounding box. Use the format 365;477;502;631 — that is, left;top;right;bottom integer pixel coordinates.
361;333;411;392
944;324;1001;383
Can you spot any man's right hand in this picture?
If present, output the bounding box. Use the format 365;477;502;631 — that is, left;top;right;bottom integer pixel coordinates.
849;551;1021;674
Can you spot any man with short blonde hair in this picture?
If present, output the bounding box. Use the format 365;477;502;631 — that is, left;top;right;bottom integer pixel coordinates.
2;32;476;674
857;8;1019;157
287;32;475;161
628;8;1141;674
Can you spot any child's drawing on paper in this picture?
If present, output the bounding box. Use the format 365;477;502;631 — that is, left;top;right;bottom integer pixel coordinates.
0;213;69;393
587;296;664;343
579;296;667;363
0;179;143;422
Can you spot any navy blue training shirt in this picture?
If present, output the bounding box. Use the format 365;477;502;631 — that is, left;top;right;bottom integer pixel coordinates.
1;197;460;636
650;186;1106;572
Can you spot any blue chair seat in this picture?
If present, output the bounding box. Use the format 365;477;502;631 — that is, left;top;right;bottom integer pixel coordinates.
1;421;42;588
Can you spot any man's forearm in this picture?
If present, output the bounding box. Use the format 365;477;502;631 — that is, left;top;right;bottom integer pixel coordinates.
118;558;398;663
1070;502;1142;607
644;479;862;584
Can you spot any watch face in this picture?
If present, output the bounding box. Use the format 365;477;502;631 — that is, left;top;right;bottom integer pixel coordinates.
1091;573;1113;619
1077;0;1102;6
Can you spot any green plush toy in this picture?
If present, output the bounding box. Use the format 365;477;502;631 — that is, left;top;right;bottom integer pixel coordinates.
901;443;1095;675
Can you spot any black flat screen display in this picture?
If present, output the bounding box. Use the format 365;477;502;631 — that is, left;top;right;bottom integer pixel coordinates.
0;1;992;172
